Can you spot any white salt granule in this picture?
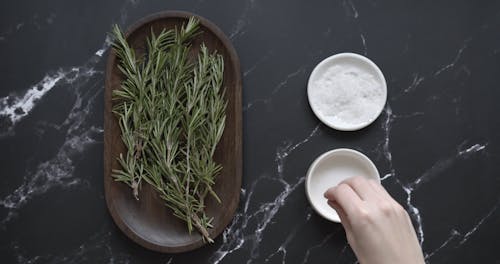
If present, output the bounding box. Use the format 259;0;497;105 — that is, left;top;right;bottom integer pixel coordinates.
310;64;384;127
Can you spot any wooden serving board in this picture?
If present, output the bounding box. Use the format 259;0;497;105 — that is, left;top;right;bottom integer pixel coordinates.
104;11;242;253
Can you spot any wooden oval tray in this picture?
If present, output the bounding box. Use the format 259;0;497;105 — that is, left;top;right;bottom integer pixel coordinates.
104;11;242;253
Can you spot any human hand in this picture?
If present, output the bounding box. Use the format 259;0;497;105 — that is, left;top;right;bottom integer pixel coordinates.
324;176;424;264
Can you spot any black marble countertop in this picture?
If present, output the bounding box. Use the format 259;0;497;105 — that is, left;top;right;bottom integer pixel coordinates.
1;0;499;263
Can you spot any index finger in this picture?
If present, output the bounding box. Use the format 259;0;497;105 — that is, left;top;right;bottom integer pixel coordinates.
340;176;380;201
324;183;363;217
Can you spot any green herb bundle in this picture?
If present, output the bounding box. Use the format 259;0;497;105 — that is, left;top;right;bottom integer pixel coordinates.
110;17;226;242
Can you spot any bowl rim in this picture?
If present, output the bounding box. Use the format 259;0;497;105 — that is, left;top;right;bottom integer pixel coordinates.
307;52;388;131
305;148;381;222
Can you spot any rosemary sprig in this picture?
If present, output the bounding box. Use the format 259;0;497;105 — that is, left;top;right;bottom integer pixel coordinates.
110;17;226;242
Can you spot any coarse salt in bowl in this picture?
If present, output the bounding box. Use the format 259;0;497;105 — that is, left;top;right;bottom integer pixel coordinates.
307;53;387;131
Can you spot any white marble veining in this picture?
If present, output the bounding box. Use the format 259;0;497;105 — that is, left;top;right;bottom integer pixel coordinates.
229;0;256;40
264;224;300;263
0;36;109;137
243;50;273;78
0;13;56;42
340;0;367;59
244;66;307;111
0;125;102;224
12;227;134;263
425;201;499;261
0;71;65;128
301;231;337;264
0;71;104;224
410;141;488;190
360;33;367;55
0;0;135;227
210;125;320;264
0;66;102;212
376;104;428;245
456;202;498;246
433;39;470;77
342;0;359;19
403;73;425;94
265;207;325;263
425;229;460;260
374;102;490;254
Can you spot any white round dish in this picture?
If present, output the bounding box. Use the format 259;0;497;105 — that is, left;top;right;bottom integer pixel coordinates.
307;53;387;131
305;148;380;222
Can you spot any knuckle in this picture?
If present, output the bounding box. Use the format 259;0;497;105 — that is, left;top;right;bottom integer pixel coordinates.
350;176;364;186
335;183;349;193
355;206;372;224
379;202;394;215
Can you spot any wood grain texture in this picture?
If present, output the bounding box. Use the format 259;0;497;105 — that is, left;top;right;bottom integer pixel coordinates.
104;11;242;253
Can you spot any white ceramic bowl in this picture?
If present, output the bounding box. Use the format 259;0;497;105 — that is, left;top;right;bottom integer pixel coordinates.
305;148;380;222
307;53;387;131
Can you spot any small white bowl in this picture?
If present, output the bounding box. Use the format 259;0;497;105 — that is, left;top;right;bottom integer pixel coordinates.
307;53;387;131
305;148;380;222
